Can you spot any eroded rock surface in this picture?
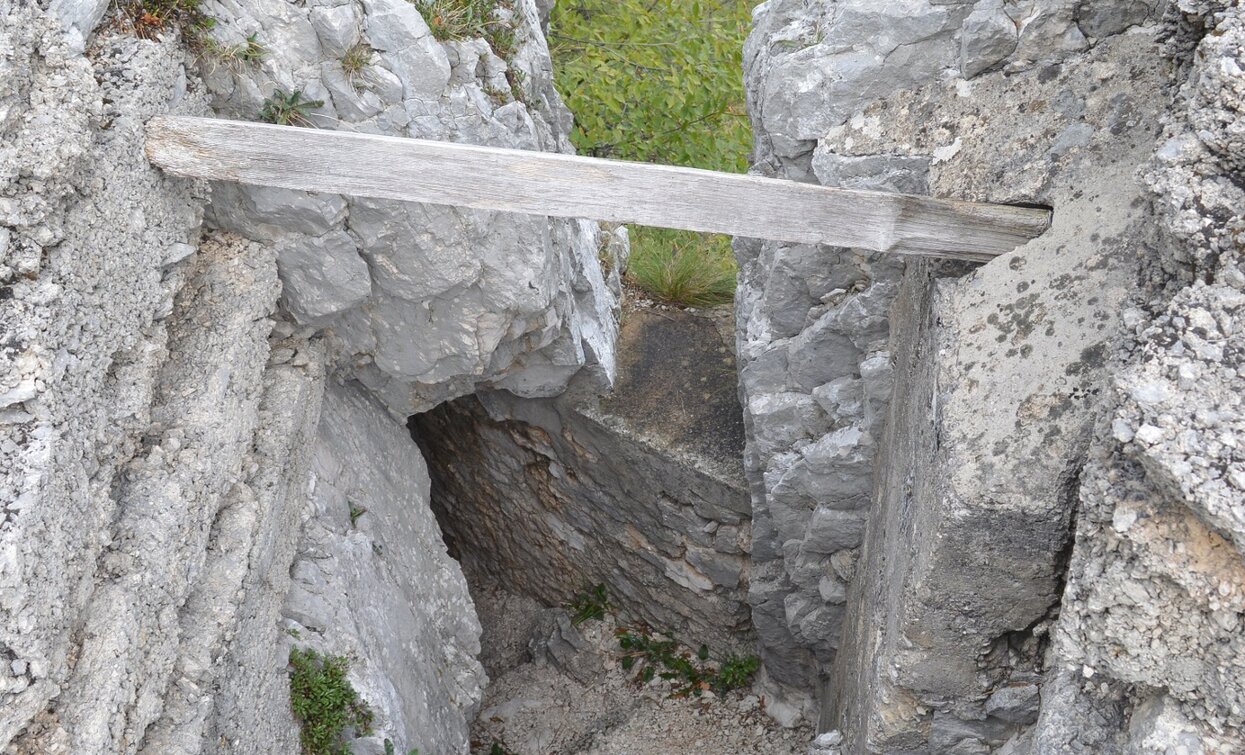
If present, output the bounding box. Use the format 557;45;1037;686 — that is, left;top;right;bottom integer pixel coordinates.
1;0;617;751
199;0;621;415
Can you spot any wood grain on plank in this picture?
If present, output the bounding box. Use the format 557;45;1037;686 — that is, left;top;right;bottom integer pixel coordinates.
145;116;1050;261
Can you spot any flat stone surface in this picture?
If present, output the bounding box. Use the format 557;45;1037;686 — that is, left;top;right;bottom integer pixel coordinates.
596;307;745;487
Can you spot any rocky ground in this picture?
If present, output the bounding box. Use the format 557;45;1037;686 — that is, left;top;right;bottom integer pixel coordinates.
467;585;811;755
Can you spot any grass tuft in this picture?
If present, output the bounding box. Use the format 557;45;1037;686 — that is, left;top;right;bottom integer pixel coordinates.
198;31;266;70
288;647;373;755
412;0;518;60
624;229;736;307
340;42;374;82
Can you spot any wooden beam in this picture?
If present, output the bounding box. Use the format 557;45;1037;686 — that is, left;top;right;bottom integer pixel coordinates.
145;116;1050;262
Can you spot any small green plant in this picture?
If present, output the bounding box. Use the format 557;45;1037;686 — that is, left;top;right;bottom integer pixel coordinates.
340;42;374;82
127;0;215;39
383;739;419;755
413;0;518;60
199;32;266;70
625;229;736;307
259;89;324;127
567;583;610;625
288;647;374;755
615;626;759;698
489;741;516;755
714;653;761;694
286;626;302;639
348;504;367;527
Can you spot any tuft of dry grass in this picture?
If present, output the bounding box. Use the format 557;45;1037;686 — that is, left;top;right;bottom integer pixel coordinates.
339;41;374;83
625;229;736;308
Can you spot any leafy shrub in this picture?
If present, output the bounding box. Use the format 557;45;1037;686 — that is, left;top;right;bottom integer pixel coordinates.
548;0;752;305
288;647;374;755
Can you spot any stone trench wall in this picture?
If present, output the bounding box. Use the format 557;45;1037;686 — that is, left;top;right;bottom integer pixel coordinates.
737;0;1170;717
740;1;1245;753
413;390;754;656
0;0;619;752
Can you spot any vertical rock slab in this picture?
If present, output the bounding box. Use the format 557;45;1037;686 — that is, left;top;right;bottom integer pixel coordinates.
282;381;486;754
818;29;1170;753
0;13;214;747
736;0;1163;723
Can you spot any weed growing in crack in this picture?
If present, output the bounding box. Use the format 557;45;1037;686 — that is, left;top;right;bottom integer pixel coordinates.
259;89;324;127
566;583;610;625
288;647;373;755
348;503;367;527
124;0;215;40
198;32;266;71
568;584;761;698
340;42;374;83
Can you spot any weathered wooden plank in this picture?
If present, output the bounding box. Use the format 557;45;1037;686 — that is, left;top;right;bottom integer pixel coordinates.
145;116;1050;261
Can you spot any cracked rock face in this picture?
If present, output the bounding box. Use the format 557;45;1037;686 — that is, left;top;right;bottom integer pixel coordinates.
199;0;621;416
1033;4;1245;751
2;0;617;751
740;0;1243;752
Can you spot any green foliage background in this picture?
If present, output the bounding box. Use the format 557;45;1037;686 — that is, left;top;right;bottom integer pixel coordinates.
549;0;753;304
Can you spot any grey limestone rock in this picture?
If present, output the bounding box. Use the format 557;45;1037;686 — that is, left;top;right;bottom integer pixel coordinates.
200;0;621;416
282;380;486;754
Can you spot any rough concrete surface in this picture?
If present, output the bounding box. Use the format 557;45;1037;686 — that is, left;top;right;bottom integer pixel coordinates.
824;28;1169;753
735;0;1174;727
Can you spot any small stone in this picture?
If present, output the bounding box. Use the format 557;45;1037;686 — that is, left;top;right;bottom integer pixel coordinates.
1135;424;1164;444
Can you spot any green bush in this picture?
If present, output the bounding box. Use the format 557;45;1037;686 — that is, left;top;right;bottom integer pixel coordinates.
549;0;752;306
288;647;374;755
